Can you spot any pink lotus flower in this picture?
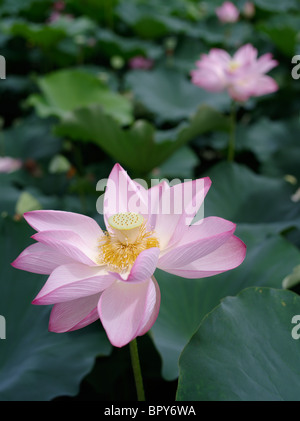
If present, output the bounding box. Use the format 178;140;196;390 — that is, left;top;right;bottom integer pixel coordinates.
48;11;61;23
129;56;154;70
53;1;65;11
191;43;278;102
12;164;246;347
243;2;255;18
0;157;22;173
216;1;239;23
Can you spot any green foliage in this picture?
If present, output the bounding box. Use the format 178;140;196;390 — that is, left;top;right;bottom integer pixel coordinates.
125;67;231;122
177;287;300;401
27;68;133;125
55;104;229;173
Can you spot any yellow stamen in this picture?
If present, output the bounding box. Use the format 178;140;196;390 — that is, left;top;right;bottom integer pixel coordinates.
98;212;159;273
228;61;240;72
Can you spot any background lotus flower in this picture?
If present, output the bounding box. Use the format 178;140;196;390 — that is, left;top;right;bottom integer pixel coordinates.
216;1;239;23
53;1;65;11
12;164;246;348
191;43;278;102
128;55;154;70
243;2;255;18
0;157;22;173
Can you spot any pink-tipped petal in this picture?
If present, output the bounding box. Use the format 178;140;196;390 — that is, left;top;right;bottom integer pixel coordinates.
191;51;230;91
103;163;149;228
256;53;278;73
33;263;114;305
191;67;227;92
168;177;212;247
251;75;279;97
137;276;161;337
49;293;101;332
208;49;232;65
11;242;76;274
110;247;160;283
146;180;170;230
154;177;212;250
98;277;158;347
228;74;278;102
32;230;99;265
163;236;246;278
158;217;236;269
24;210;103;246
234;43;257;65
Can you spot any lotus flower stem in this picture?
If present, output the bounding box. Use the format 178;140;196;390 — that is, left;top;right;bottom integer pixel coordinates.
129;338;145;401
227;100;236;161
